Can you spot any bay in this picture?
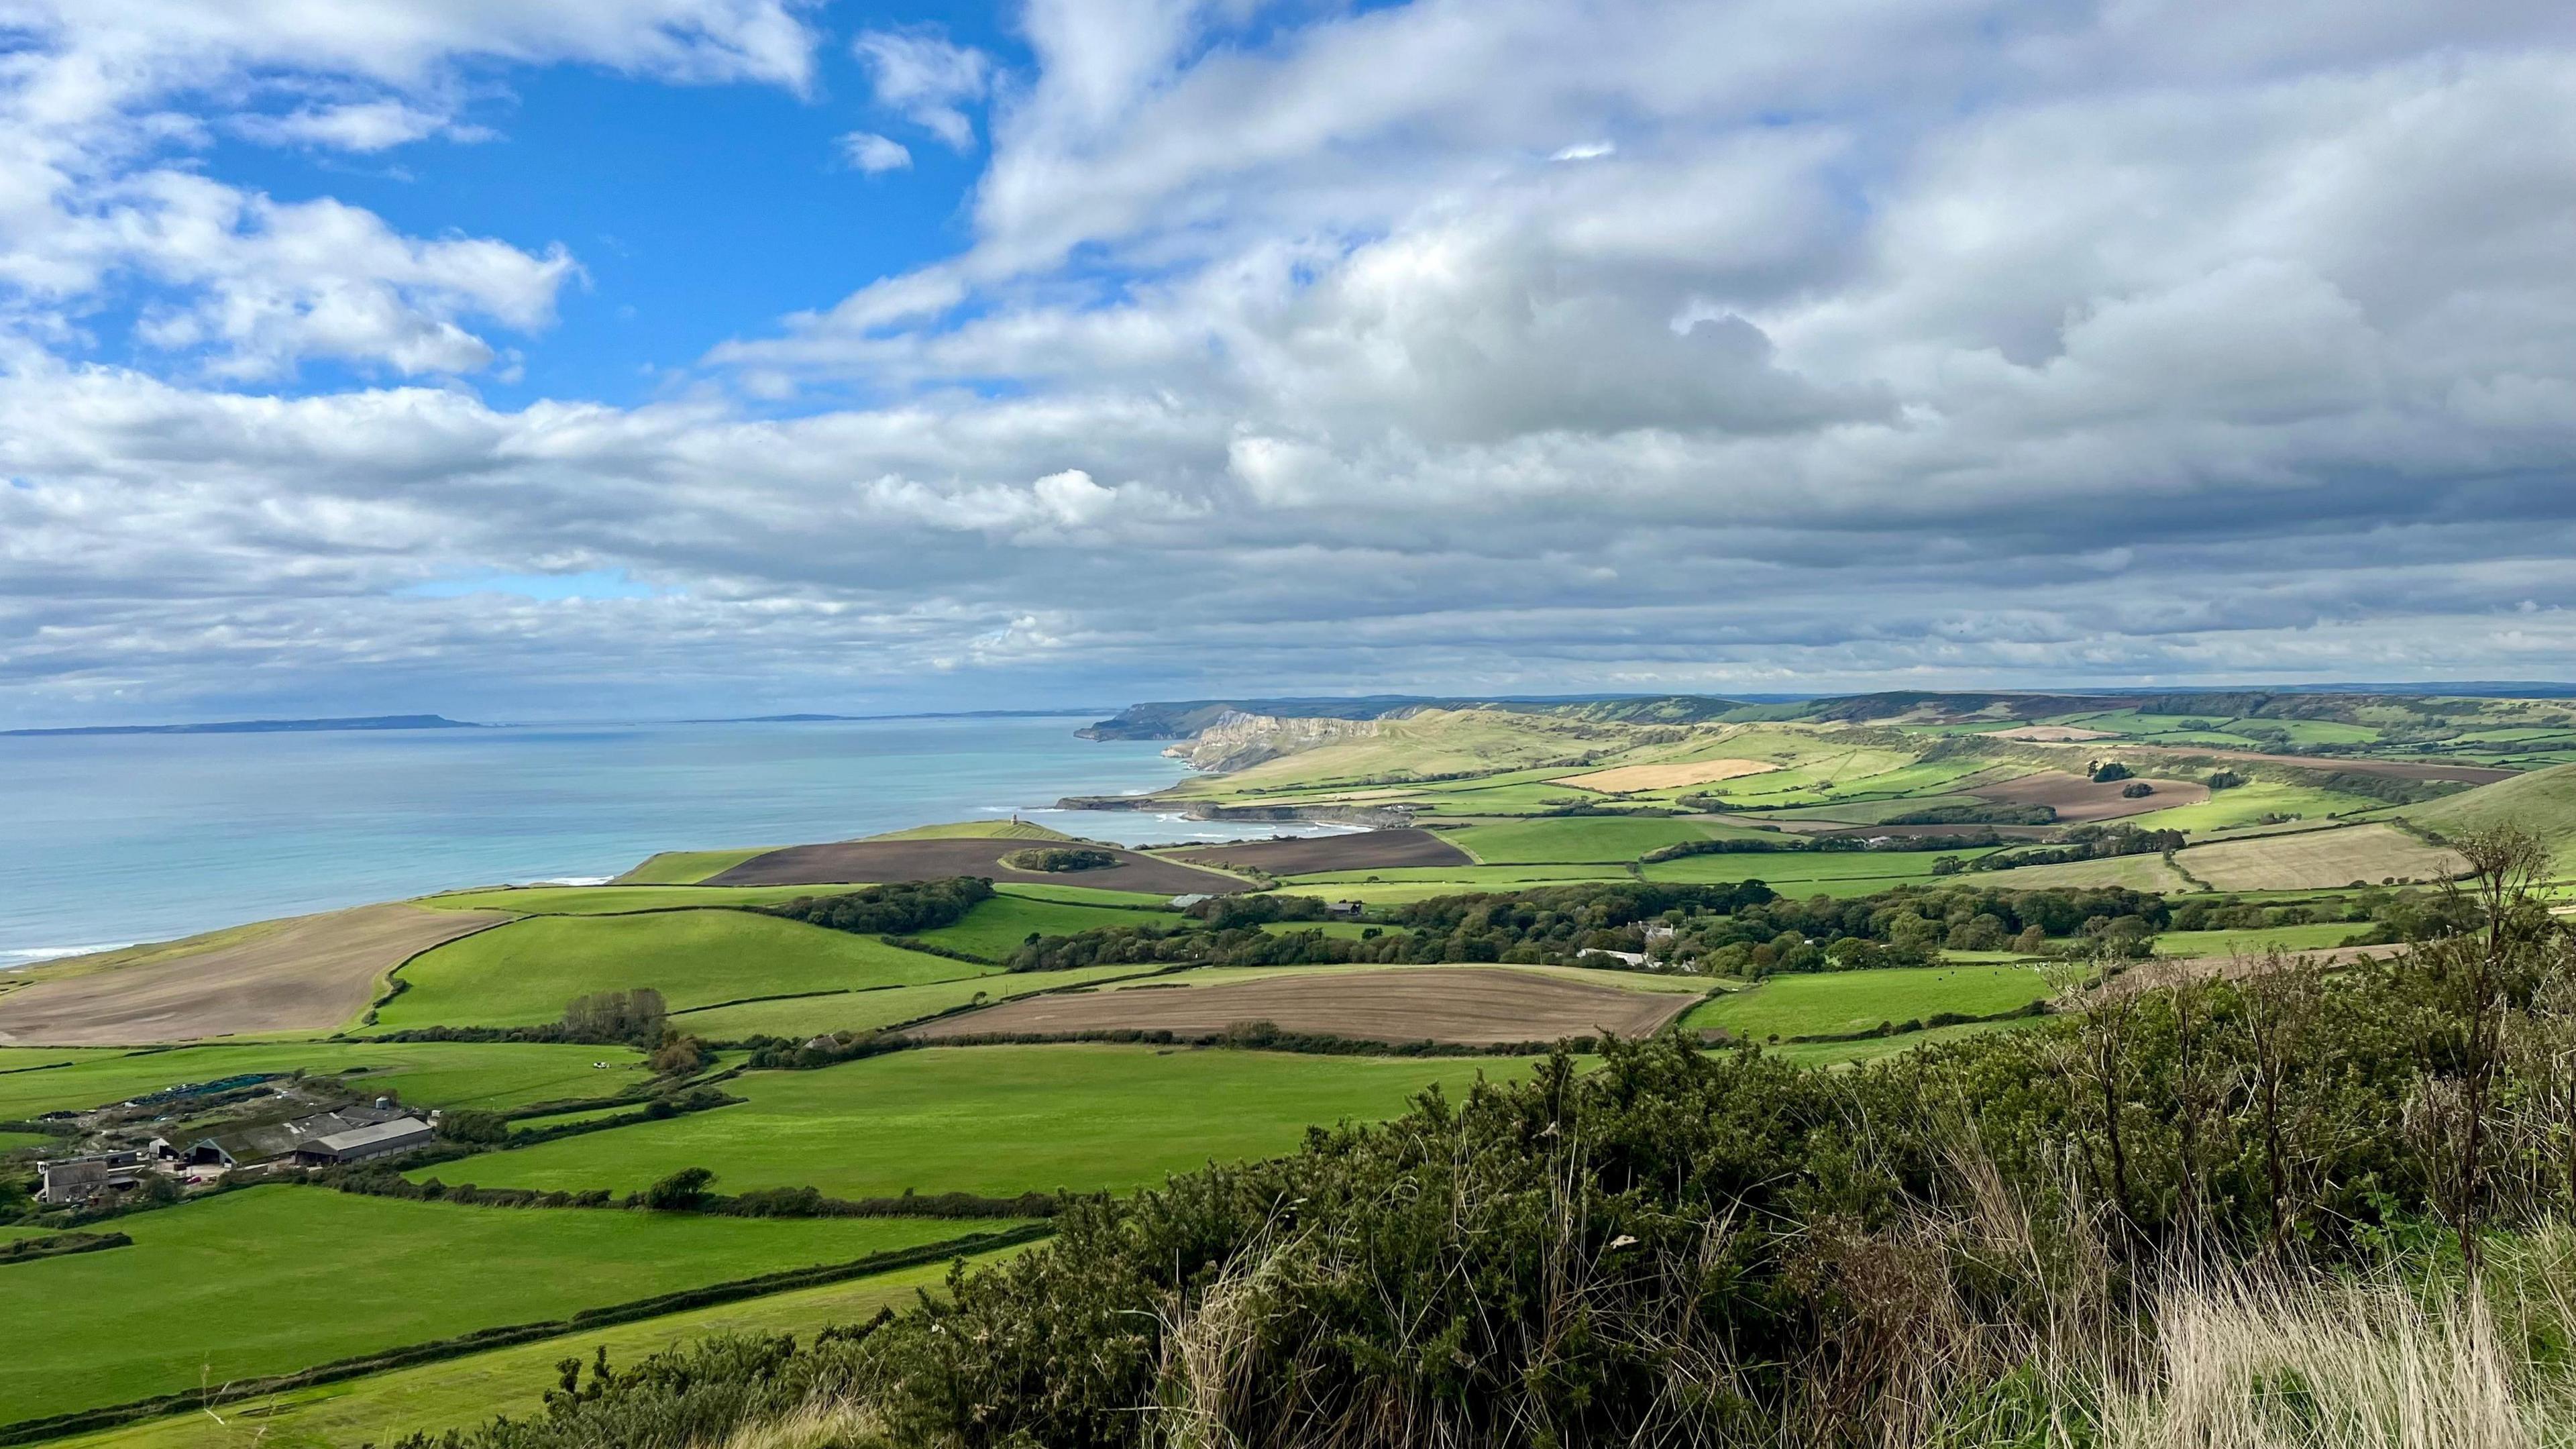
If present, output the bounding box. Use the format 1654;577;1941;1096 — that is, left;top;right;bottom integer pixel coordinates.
0;716;1328;962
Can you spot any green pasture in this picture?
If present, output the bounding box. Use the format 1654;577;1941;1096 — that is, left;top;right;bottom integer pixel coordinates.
1682;965;2053;1044
0;1187;994;1430
1765;1016;2046;1067
57;1247;1035;1449
2122;783;2383;835
992;880;1190;908
420;883;830;914
671;963;1155;1040
612;848;775;885
0;1042;649;1122
374;911;983;1030
1447;816;1720;864
1641;848;2003;888
2406;763;2576;873
1091;961;1715;996
1970;853;2196;892
2153;922;2373;959
1746;795;1987;825
908;894;1179;961
421;1044;1530;1202
866;819;1073;841
1279;865;1629;887
0;1130;52;1153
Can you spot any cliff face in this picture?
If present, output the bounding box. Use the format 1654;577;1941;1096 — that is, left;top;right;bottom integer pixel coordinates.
1164;710;1383;771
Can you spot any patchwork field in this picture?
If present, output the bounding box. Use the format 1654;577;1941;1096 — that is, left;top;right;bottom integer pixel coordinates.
904;892;1179;961
916;966;1699;1045
0;904;517;1046
0;1187;989;1430
0;1040;651;1121
1683;965;2053;1043
418;1044;1529;1201
1448;816;1727;864
1171;828;1472;875
1554;757;1775;792
1973;853;2197;892
612;847;775;885
668;963;1155;1040
704;838;1248;896
1964;769;2209;823
373;910;985;1030
2174;822;2463;890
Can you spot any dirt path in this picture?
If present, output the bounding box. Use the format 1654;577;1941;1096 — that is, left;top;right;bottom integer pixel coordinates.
0;904;515;1046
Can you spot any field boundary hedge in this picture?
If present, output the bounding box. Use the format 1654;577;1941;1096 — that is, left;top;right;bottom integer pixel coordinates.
0;1230;130;1266
0;1221;1051;1446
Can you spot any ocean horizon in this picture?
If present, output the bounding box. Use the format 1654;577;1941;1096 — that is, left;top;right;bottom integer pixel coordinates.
0;714;1340;964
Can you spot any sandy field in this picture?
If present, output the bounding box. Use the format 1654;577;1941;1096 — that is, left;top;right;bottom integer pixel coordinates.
1556;758;1777;793
704;837;1249;896
0;904;515;1046
1172;828;1471;875
914;966;1699;1045
1966;769;2211;824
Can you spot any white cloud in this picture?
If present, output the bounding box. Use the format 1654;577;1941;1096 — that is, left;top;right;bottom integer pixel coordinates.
851;26;991;151
1549;140;1615;161
838;131;912;174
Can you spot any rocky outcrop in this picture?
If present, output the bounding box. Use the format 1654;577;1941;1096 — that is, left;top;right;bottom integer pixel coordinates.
1163;710;1384;772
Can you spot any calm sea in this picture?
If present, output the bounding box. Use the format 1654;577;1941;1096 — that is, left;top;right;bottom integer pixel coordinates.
0;716;1332;963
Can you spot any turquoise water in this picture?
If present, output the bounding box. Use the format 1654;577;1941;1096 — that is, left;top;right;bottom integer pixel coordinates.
0;716;1307;961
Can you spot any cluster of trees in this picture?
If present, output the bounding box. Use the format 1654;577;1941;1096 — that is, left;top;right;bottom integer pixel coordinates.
757;876;994;934
560;988;667;1046
1666;883;2169;974
1971;822;2186;873
1008;880;1782;973
998;847;1120;873
1640;825;2021;861
405;834;2576;1449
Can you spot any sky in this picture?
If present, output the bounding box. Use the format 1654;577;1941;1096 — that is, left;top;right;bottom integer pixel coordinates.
2;1;2574;727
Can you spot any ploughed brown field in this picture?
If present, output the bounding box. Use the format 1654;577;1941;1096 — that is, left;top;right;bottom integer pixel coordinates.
0;904;514;1046
702;837;1250;896
1171;828;1472;875
1966;769;2210;824
914;966;1699;1046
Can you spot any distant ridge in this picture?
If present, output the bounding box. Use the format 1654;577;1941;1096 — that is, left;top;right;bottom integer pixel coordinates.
1;714;480;738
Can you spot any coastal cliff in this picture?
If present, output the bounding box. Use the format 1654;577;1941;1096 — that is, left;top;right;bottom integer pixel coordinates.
1161;709;1384;771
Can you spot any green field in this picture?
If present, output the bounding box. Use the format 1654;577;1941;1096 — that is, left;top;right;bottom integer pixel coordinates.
989;881;1190;908
420;883;828;914
669;963;1155;1040
906;894;1179;962
374;911;986;1030
1682;965;2052;1043
0;1130;52;1152
1448;816;1722;864
1278;865;1631;888
2123;782;2384;835
865;819;1073;841
1640;848;2002;892
612;848;775;885
2153;922;2371;958
56;1246;1034;1449
0;1187;1000;1430
2406;763;2576;873
1090;961;1716;996
419;1045;1530;1201
0;1042;651;1121
1765;1016;2046;1067
1972;853;2196;892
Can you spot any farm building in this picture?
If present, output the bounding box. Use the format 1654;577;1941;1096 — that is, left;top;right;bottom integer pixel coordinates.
1327;900;1365;918
36;1148;149;1206
185;1103;423;1169
290;1117;435;1167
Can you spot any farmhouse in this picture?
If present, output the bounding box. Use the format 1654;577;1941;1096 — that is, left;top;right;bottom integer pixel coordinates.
36;1148;149;1206
289;1117;435;1167
1327;900;1365;918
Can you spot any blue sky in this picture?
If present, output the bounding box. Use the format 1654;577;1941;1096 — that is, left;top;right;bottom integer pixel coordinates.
1;1;2574;727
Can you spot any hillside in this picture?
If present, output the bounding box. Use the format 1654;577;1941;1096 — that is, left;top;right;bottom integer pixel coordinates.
2405;762;2576;867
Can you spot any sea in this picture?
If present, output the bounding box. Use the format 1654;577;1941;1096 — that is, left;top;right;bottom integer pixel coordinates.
0;715;1348;965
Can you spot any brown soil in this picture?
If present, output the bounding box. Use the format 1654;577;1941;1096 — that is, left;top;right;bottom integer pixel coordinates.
0;904;514;1046
1966;769;2210;824
1556;758;1776;792
704;838;1250;895
1169;828;1472;875
915;967;1697;1046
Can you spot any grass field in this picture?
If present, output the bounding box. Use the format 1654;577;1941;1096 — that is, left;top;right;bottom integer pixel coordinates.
1640;848;2004;890
1682;965;2052;1042
2154;922;2372;959
988;881;1187;908
421;884;830;914
905;894;1179;962
421;1045;1532;1201
0;1041;649;1121
2405;763;2576;873
613;848;775;885
0;1129;52;1152
865;819;1073;841
0;1187;998;1430
1972;853;2196;892
1093;961;1715;996
1448;816;1721;865
57;1246;1036;1449
669;963;1152;1040
2121;783;2385;835
374;911;985;1030
1766;1016;2046;1067
2174;822;2463;891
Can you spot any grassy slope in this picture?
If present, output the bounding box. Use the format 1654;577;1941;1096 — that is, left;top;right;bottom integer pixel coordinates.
418;1045;1532;1201
2405;763;2576;872
2174;822;2462;891
670;963;1155;1040
2119;782;2386;835
0;1042;651;1121
906;894;1179;962
374;912;986;1030
1640;849;2004;891
865;820;1075;841
0;1187;994;1428
2154;922;2372;958
421;884;832;914
56;1249;1036;1449
612;849;775;885
1091;962;1715;995
991;881;1187;908
1970;853;2196;892
1682;965;2051;1042
1448;816;1719;864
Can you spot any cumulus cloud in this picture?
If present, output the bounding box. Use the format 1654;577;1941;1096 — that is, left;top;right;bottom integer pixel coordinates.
6;0;2576;721
838;131;913;174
